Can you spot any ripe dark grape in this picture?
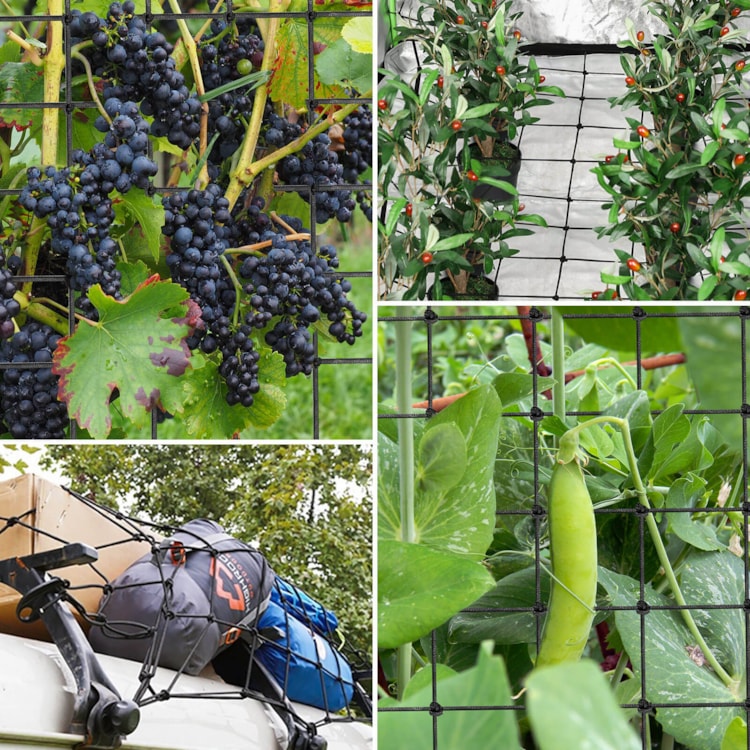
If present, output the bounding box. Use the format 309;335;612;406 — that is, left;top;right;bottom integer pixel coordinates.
341;105;373;221
0;322;67;438
0;251;22;341
265;114;356;225
232;209;367;376
72;3;202;150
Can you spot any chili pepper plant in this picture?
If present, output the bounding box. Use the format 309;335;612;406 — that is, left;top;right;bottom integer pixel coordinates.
378;307;748;750
592;0;750;301
377;0;561;300
0;0;372;439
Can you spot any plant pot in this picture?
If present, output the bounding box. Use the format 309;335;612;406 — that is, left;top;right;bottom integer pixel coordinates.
471;143;522;203
428;274;499;301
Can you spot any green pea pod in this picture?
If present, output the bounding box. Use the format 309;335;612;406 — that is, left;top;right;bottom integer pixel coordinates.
536;455;598;667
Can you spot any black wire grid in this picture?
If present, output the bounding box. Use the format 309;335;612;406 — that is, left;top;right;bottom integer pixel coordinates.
0;486;372;729
378;305;750;750
0;1;373;439
379;42;750;300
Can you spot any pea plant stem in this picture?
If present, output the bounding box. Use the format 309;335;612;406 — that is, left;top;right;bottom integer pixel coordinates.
565;415;734;687
551;308;566;424
395;320;415;699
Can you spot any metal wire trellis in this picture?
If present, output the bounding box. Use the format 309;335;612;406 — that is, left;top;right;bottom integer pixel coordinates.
0;0;373;439
378;304;750;750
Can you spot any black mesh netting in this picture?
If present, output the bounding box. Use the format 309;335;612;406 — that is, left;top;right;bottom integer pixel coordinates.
0;484;371;743
378;305;750;750
379;39;750;300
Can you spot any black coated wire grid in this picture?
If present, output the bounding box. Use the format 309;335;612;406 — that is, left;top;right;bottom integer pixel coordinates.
0;1;373;439
379;41;750;301
378;305;750;750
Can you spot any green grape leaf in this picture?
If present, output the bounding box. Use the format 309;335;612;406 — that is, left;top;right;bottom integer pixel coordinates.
112;190;165;263
117;259;152;296
0;62;44;130
180;347;287;438
315;38;371;94
53;276;197;439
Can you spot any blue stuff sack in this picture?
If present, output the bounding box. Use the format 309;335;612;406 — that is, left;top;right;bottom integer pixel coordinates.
254;578;354;712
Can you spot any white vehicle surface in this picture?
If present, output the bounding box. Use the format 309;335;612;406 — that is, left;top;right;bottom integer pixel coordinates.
0;631;372;750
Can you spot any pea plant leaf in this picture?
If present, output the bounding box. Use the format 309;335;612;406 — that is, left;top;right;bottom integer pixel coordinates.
53;277;197;439
526;660;641;750
378;385;503;558
416;422;467;493
180;348;287;438
378;540;495;649
666;475;723;552
379;643;522;750
599;562;744;750
448;565;551;645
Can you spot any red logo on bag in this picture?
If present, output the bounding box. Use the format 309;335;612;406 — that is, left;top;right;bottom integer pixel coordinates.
210;557;246;612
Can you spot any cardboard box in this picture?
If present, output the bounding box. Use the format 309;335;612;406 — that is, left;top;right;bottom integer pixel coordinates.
0;474;154;640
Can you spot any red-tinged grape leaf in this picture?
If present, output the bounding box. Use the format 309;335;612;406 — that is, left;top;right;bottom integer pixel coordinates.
270;19;348;110
0;62;44;131
180;348;287;437
53;276;196;439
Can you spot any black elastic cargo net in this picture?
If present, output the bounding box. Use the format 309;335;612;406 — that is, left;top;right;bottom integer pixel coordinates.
378;305;750;750
0;488;371;733
0;1;372;440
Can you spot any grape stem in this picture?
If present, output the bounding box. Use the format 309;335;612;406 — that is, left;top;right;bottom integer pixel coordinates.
218;254;244;327
22;0;64;287
25;300;70;335
239;101;365;187
166;0;210;186
6;30;43;63
225;232;311;254
43;0;64;166
72;51;111;123
224;0;288;211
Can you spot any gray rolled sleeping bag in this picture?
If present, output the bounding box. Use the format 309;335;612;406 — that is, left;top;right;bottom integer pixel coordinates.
89;519;275;674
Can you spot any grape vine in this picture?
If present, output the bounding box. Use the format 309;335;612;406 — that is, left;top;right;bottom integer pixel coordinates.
0;0;372;439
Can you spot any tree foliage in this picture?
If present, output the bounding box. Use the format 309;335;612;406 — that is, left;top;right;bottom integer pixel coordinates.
40;443;372;655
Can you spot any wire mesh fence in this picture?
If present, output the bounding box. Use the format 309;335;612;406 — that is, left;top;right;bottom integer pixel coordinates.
0;0;373;440
378;304;750;750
